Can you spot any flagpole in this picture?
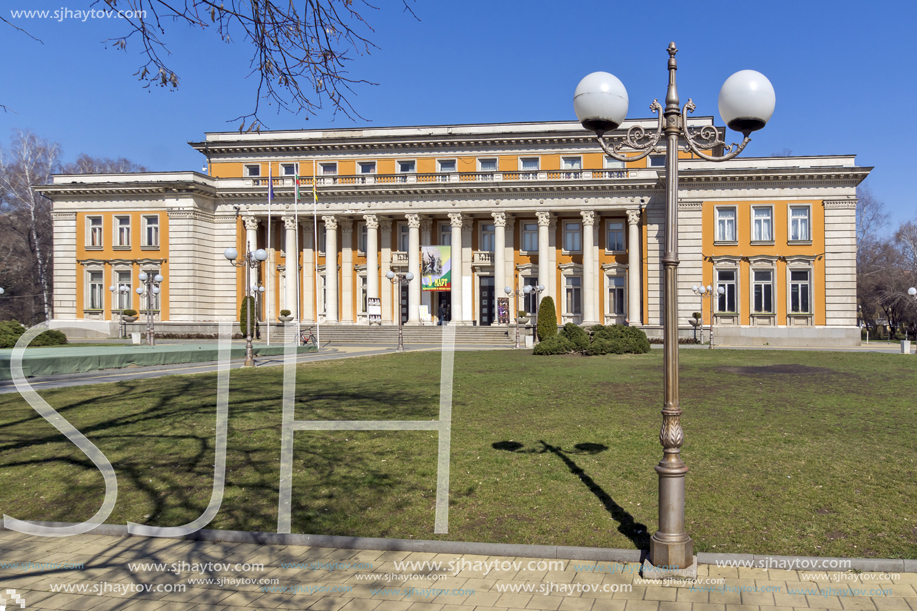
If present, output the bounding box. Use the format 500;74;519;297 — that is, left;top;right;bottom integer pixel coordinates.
294;172;300;322
267;164;272;346
313;159;320;350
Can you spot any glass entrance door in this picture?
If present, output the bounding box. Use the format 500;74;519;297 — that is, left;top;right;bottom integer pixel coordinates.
480;276;495;326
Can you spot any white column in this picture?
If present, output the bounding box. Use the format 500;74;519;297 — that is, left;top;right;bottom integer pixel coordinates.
627;209;642;325
492;212;506;323
302;222;315;322
448;213;463;323
380;218;393;324
581;210;597;326
406;214;421;323
420;217;433;321
536;211;551;295
323;216;338;323
244;216;260;292
340;218;354;323
282;216;298;319
364;214;379;312
462;217;474;323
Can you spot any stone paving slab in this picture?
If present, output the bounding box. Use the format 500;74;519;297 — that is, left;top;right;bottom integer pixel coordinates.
1;531;915;611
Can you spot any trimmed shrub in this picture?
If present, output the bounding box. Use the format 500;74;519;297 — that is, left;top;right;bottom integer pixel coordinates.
280;309;291;317
536;296;557;341
0;320;68;348
239;296;259;337
561;322;589;351
532;336;574;355
517;310;527;318
588;324;651;354
121;309;138;317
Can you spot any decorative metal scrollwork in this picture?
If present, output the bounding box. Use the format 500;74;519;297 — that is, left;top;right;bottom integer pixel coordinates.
594;100;665;163
682;99;752;161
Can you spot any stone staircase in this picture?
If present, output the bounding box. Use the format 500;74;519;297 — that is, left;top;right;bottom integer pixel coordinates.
299;324;519;345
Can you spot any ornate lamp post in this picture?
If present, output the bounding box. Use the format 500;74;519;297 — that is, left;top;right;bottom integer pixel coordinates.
574;42;775;573
224;246;269;367
523;284;545;345
504;286;525;349
135;272;165;346
692;284;725;349
386;270;414;352
109;284;132;338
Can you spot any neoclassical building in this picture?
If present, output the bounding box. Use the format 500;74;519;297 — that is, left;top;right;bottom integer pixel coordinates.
42;119;870;345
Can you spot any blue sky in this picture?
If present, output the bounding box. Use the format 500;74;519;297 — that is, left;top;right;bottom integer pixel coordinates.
1;0;913;230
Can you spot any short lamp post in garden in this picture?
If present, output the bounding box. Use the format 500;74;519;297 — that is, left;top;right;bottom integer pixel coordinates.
574;42;775;573
109;284;132;338
224;246;269;367
504;286;527;349
522;284;545;345
386;270;414;352
135;272;165;346
692;285;725;349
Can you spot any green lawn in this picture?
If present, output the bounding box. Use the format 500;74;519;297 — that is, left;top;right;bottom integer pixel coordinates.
0;348;915;559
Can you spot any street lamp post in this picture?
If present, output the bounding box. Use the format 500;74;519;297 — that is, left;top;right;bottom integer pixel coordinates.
135;272;166;346
386;270;414;352
523;284;545;345
692;285;725;349
224;246;269;367
109;284;132;338
504;286;526;349
574;42;775;573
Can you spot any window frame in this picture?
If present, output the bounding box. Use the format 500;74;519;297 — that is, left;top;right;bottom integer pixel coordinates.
439;222;452;246
789;268;812;314
564;275;583;316
319;162;338;176
398;222;410;253
604;156;626;169
648;154;666;167
715;268;738;313
477;158;498;173
86;269;105;311
141;214;160;249
358;160;377;175
714;206;738;244
244;164;261;178
519;156;540;174
437;158;457;173
396;159;416;174
788;204;812;243
752;269;775;313
605;219;626;253
86;215;103;249
113;270;133;311
480;222;495;253
114;215;131;249
607;275;626;316
521;222;538;253
357;222;367;255
280;162;298;177
563;221;582;253
751;205;774;244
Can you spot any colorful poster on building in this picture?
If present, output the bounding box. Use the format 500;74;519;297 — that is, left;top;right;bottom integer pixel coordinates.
421;245;451;291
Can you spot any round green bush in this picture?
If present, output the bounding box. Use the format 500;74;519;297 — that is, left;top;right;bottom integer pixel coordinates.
121;309;138;317
532;336;574;355
560;322;589;351
536;296;557;341
0;320;68;348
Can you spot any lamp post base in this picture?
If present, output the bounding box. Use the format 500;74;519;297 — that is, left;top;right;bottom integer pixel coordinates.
641;555;698;579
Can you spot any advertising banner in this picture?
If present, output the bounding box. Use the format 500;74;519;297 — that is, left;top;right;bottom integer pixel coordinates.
421;245;451;291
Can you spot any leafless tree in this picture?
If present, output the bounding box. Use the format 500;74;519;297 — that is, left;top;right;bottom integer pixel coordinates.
60;153;148;174
4;1;417;129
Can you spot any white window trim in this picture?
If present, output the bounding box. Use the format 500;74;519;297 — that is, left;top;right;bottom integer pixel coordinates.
714;262;740;314
648;154;667;167
396;159;416;173
438;222;452;246
518;156;540;171
437;158;457;173
397;221;410;253
749;265;776;314
85;268;105;312
114;215;131;249
560;155;582;170
141;214;160;249
606;274;626;316
558;264;584;318
477;157;498;173
479;221;496;253
244;164;261;178
357;221;367;256
788;203;813;244
605;218;626;253
714;205;738;245
358;160;377;174
562;220;582;254
280;162;299;177
520;221;538;255
604;156;626;169
86;215;103;249
113;269;133;311
319;161;338;175
787;264;814;315
750;204;775;244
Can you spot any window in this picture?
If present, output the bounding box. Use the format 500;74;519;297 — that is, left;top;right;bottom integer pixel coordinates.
520;157;539;178
561;156;582;178
142;269;161;311
607;221;625;251
605;156;626;169
649;155;666;167
478;158;497;172
88;271;104;310
440;223;451;246
752;207;773;242
565;276;582;315
115;271;132;310
716;269;737;312
790;206;810;241
244;164;261;177
142;215;159;248
481;223;495;252
753;270;773;313
522;222;538;252
608;276;625;315
716;207;736;242
438;159;456;173
523;277;539;313
359;161;376;174
115;216;131;247
318;225;326;254
398;224;410;252
358;276;367;315
356;223;367;254
281;163;298;176
564;222;581;252
790;270;811;313
317;274;326;315
320;162;337;175
397;160;415;173
87;216;103;248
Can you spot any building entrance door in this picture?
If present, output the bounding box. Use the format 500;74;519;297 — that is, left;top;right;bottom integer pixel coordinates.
480;276;495;326
400;283;408;324
436;292;451;324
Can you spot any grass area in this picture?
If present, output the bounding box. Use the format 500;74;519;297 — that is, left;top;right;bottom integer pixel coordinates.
0;349;915;558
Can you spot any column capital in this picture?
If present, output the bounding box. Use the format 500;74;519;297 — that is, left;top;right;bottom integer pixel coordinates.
322;215;338;230
380;217;393;232
536;211;553;227
243;216;260;231
492;211;506;227
580;210;596;226
282;215;298;230
339;217;354;233
627;209;642;225
448;212;464;228
406;213;421;229
364;214;379;229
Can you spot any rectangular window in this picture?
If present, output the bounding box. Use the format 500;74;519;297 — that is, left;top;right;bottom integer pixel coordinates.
753;270;773;313
358;223;367;254
116;271;132;310
753;207;772;241
649;155;666;167
399;224;409;252
87;216;103;247
115;216;131;247
478;158;497;172
608;276;625;315
318;225;326;254
520;157;539;178
605;156;626;169
717;269;737;312
522;222;538;251
320;162;337;175
142;269;161;311
790;270;811;313
565;276;582;315
481;223;495;252
88;271;104;310
245;164;261;177
790;206;810;241
281;163;298;176
561;156;582;170
397;160;415;173
438;159;456;173
716;208;736;242
142;215;159;247
564;222;581;252
523;277;538;313
440;224;451;246
607;221;625;251
318;275;326;315
359;161;376;174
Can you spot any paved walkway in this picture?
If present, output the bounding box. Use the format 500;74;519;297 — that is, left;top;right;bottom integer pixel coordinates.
1;530;915;611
